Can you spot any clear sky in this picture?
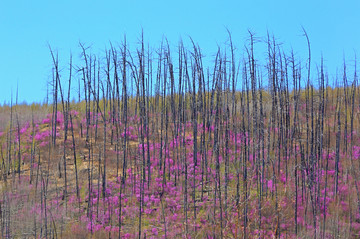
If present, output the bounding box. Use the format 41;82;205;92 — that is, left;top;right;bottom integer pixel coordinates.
0;0;359;104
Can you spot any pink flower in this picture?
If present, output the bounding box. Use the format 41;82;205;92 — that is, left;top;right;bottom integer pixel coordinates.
280;174;286;184
20;125;28;134
352;222;360;231
145;208;153;214
327;170;335;176
123;233;132;238
144;196;149;203
94;224;102;231
35;133;42;141
39;141;48;147
152;228;158;235
42;118;51;124
267;180;274;191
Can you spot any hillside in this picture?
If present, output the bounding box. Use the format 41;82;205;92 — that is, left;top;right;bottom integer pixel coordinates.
0;36;360;238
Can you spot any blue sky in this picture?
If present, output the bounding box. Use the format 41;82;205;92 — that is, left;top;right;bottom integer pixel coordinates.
0;0;359;104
